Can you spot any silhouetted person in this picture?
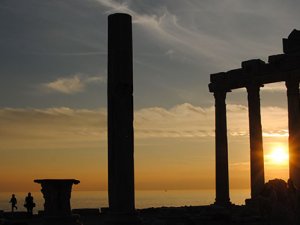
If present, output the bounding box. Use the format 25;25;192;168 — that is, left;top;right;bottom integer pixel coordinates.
24;192;35;215
9;194;17;212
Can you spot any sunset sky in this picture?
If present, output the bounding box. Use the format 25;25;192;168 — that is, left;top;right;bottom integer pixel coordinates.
0;0;299;193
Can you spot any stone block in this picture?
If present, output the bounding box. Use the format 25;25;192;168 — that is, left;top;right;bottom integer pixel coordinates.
283;29;300;54
210;72;226;83
241;59;265;74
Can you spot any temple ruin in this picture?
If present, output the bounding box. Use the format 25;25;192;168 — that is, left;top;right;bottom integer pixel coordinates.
106;12;300;211
209;29;300;206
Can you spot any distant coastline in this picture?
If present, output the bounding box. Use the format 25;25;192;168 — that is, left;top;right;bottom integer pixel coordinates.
0;189;249;212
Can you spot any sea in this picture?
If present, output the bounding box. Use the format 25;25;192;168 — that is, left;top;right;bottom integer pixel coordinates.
0;190;250;212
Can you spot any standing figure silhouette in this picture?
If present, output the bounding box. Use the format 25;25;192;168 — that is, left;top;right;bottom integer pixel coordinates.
24;192;35;215
9;194;17;213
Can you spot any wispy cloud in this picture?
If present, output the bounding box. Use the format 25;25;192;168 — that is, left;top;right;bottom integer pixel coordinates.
28;51;106;56
0;103;289;150
95;0;293;70
0;107;107;151
229;162;251;173
42;74;106;94
262;82;286;92
137;103;288;139
96;0;218;65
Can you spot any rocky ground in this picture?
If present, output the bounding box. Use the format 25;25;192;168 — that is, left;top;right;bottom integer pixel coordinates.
0;204;285;225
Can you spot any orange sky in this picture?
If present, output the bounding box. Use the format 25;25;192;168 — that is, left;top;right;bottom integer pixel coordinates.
0;101;290;192
0;0;297;196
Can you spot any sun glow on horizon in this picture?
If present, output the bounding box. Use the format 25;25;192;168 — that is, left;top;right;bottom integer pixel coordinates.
266;146;289;165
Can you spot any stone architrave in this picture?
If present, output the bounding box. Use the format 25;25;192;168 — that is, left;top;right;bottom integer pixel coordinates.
214;90;230;206
246;84;265;198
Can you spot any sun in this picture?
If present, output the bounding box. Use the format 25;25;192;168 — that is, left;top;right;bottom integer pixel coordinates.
266;146;289;165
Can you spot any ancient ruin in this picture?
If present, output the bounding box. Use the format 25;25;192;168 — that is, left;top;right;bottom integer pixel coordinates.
107;13;140;224
209;29;300;206
34;179;81;225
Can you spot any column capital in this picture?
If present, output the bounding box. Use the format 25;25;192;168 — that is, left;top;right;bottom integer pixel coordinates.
246;83;262;106
213;90;227;100
246;82;263;92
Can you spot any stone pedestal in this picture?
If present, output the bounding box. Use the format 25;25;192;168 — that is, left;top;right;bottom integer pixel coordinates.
214;90;231;206
246;84;265;198
34;179;81;225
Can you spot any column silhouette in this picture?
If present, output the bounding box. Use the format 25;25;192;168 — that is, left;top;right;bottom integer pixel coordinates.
34;179;81;225
107;13;135;215
214;90;230;206
246;84;265;198
286;79;300;188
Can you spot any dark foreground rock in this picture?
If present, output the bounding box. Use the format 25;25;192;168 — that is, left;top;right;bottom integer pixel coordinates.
2;182;300;225
0;205;271;225
245;179;300;225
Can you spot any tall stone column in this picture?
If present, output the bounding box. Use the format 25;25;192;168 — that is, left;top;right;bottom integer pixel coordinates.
286;79;300;188
246;84;265;198
214;90;230;206
107;13;135;216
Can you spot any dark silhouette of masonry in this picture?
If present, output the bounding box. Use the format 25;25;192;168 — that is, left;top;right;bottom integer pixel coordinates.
107;13;140;224
209;29;300;206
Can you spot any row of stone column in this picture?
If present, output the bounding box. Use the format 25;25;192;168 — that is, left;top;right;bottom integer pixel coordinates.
214;80;300;205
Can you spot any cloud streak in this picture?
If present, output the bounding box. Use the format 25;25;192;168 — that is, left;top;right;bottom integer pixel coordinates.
95;0;296;70
1;0;299;109
95;0;221;65
42;74;106;94
0;103;289;151
262;82;286;92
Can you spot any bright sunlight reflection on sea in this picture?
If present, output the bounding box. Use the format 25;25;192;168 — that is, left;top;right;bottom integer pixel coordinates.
0;190;250;212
